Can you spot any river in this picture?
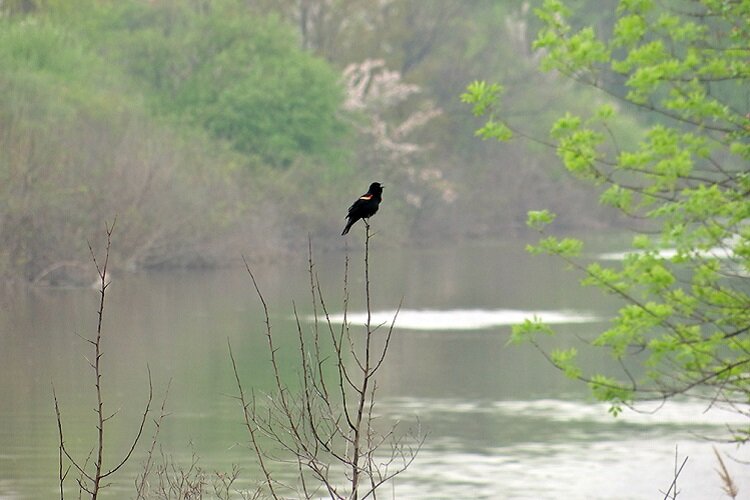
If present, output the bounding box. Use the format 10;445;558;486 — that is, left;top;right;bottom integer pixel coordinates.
1;235;748;499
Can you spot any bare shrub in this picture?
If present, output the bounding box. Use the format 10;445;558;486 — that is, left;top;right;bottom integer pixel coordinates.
230;225;422;499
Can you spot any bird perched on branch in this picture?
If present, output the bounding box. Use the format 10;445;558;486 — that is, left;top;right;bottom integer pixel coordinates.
342;182;384;235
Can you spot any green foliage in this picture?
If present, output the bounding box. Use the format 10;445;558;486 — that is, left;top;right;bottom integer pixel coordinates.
462;81;503;117
526;236;583;258
550;112;606;180
0;13;257;281
0;0;366;280
589;375;631;416
510;316;555;344
468;0;750;432
526;210;556;230
461;81;513;141
550;348;582;379
66;1;348;168
0;17;124;111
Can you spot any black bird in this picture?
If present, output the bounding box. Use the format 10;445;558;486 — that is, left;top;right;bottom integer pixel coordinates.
342;182;384;235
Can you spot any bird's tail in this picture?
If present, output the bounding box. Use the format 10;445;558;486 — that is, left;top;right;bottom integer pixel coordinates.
341;219;354;235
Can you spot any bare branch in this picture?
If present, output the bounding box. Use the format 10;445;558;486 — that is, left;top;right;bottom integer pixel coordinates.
135;377;172;499
228;339;280;500
232;226;419;499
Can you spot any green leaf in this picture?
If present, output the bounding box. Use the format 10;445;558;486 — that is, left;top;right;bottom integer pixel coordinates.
613;14;647;47
550;348;582;379
530;236;583;257
476;119;513;141
510;316;555;344
460;80;503;117
526;210;557;230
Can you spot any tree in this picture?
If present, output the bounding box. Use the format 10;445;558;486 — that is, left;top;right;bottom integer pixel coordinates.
463;0;750;437
74;0;347;169
341;59;450;211
0;15;237;282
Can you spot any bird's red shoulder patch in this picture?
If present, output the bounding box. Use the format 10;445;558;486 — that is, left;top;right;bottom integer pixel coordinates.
359;194;373;200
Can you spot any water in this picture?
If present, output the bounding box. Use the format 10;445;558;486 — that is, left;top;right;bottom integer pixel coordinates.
1;236;748;499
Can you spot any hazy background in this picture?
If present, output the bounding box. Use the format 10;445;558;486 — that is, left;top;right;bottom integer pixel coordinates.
0;0;633;284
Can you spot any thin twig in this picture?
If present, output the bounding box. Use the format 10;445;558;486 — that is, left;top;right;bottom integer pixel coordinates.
136;377;172;499
52;384;70;500
228;339;280;500
661;452;688;500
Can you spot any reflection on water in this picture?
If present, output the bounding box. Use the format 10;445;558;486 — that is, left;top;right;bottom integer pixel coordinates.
1;238;748;499
323;308;599;330
379;397;750;499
